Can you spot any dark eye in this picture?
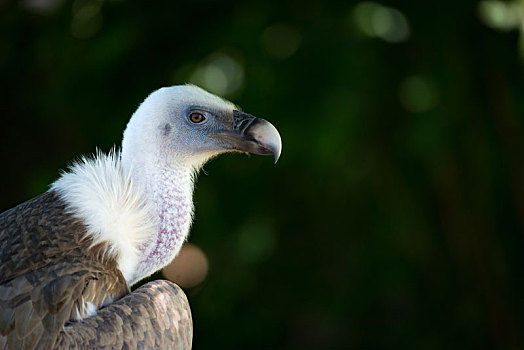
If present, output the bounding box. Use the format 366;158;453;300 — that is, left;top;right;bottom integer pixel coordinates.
189;112;206;123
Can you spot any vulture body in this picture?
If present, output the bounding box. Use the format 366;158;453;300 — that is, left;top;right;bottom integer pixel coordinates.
0;85;281;349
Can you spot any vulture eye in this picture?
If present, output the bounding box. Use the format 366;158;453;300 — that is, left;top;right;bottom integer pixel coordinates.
189;112;206;124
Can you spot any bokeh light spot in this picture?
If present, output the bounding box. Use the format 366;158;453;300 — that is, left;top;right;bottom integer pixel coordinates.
352;2;410;43
189;52;244;97
237;218;276;263
71;0;103;39
478;1;521;31
20;0;65;15
261;23;302;59
398;75;438;113
162;243;209;289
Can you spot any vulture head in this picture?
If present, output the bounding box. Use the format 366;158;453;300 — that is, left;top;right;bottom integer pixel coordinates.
121;85;281;174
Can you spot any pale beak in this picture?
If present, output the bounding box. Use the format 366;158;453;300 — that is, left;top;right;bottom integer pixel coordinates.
217;110;282;163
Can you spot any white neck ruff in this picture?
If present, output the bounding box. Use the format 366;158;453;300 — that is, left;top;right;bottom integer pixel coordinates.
51;152;196;285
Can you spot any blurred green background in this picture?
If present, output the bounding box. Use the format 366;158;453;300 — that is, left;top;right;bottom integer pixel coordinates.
1;0;524;348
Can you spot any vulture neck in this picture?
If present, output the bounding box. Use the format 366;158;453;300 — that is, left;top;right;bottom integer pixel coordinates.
126;153;196;284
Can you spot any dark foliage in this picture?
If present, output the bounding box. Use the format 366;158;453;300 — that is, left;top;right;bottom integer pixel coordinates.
1;0;523;348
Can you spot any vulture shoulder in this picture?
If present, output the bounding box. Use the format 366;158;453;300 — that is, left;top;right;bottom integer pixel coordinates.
57;280;192;349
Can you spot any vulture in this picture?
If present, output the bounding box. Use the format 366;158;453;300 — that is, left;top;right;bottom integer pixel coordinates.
0;85;281;349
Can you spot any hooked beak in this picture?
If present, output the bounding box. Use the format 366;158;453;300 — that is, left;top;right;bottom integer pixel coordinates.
217;110;282;163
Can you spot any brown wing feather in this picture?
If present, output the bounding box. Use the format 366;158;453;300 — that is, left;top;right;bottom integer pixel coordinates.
0;263;128;349
0;192;128;348
56;280;193;349
0;191;87;283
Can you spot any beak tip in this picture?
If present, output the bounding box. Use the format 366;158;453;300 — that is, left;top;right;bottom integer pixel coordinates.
273;145;281;164
271;133;282;164
248;119;282;164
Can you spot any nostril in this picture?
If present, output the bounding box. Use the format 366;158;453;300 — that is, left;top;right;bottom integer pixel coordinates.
239;118;256;136
233;110;257;136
